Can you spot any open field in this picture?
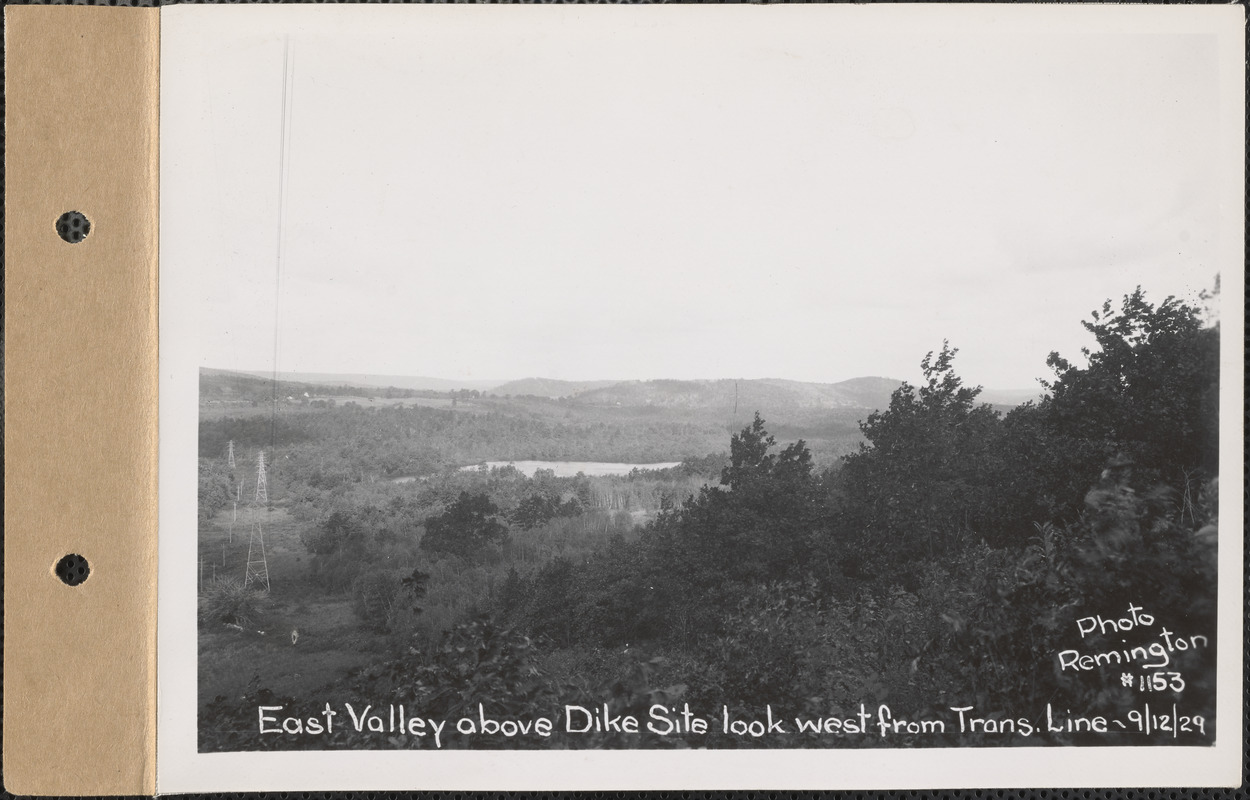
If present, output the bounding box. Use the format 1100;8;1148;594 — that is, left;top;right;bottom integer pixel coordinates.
197;499;652;716
197;507;394;710
199;395;453;421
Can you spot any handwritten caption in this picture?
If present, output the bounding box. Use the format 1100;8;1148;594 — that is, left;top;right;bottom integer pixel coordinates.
1057;602;1208;683
256;699;1205;747
255;601;1210;746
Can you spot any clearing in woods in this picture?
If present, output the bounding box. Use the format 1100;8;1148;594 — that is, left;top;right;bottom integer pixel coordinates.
196;506;392;712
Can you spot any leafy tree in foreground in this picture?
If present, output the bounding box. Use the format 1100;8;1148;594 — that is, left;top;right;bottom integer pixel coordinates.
1005;287;1219;524
835;342;1007;572
1044;287;1217;467
637;413;826;636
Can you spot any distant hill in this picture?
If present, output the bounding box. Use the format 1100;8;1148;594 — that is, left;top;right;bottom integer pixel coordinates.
572;377;903;413
979;387;1043;406
490;377;619;398
824;376;906;409
567;376;1037;415
203;368;1038;411
217;369;499;392
200;368;429;401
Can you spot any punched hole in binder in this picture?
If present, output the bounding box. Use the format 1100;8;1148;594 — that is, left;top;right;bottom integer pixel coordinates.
55;211;90;244
55;554;90;587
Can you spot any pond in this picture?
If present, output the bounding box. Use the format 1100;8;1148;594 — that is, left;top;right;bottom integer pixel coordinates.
458;460;683;478
388;459;684;482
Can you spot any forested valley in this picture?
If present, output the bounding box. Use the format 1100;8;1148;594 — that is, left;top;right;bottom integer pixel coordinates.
199;287;1220;751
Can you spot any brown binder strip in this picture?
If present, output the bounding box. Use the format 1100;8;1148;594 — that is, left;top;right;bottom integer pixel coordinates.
4;7;160;795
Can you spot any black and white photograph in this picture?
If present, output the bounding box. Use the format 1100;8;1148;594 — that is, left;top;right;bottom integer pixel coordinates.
157;4;1243;790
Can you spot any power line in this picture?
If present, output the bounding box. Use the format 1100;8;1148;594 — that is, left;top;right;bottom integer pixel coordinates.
243;451;271;593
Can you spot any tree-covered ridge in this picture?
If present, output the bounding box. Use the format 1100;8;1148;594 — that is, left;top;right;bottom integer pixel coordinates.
200;404;737;488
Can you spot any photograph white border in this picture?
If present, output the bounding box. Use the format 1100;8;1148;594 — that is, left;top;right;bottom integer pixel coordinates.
158;4;1245;791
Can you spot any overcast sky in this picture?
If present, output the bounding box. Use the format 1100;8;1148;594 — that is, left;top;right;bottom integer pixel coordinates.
162;6;1235;390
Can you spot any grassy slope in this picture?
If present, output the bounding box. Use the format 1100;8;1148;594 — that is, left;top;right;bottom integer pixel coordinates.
197;507;395;711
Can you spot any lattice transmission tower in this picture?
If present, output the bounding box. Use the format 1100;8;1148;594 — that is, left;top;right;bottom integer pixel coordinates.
226;440;239;543
254;450;269;505
243;452;271;593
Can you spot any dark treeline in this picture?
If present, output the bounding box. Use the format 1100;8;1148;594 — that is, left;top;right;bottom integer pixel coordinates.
200;370;440;402
201;404;734;486
200;287;1219;750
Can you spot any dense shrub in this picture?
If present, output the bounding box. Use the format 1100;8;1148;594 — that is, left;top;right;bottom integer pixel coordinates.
949;474;1218;743
197;458;235;524
833;343;1012;573
421;492;509;561
198;577;268;628
352;568;429;632
200;617;692;751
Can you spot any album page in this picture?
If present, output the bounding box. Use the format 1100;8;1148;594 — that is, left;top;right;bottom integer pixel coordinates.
157;4;1245;791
